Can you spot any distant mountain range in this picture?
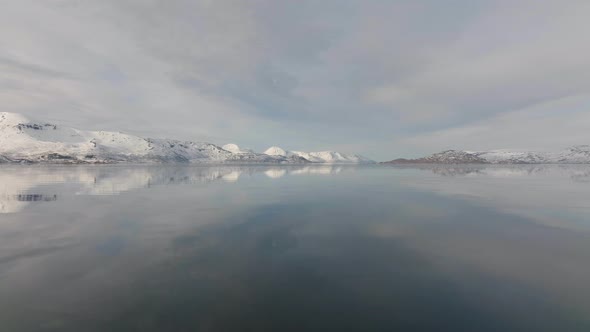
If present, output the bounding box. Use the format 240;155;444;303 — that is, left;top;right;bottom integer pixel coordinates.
263;146;373;164
0;112;373;164
383;147;590;164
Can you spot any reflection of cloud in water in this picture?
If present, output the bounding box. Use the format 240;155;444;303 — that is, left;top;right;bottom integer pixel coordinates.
1;164;590;330
0;165;345;213
0;198;27;214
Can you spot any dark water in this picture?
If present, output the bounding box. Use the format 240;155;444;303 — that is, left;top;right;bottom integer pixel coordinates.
1;164;590;331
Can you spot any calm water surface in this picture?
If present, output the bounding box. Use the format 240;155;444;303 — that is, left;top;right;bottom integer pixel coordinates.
1;164;590;331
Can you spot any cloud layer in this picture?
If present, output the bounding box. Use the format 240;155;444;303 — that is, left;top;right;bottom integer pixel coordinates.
1;0;589;159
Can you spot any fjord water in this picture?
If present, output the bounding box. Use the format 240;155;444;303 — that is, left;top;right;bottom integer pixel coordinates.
1;165;590;331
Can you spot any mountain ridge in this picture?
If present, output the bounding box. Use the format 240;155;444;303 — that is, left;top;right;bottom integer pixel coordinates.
383;146;590;164
0;112;371;164
264;145;373;164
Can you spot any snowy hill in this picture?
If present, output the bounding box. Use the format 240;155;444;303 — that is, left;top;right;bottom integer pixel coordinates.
264;146;374;164
264;146;288;157
383;146;590;164
220;144;308;163
291;150;374;164
0;113;305;164
222;143;254;154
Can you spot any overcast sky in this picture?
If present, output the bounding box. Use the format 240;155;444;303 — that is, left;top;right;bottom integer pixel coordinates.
1;0;590;160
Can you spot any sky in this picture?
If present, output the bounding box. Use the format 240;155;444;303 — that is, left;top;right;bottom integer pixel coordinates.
1;0;590;160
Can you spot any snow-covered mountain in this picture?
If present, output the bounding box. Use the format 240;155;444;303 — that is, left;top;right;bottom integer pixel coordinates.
264;146;374;164
384;146;590;164
264;146;288;157
0;112;370;164
291;150;374;164
218;143;309;163
0;112;305;164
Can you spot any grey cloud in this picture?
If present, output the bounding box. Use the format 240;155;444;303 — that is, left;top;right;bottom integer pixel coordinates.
0;56;76;79
1;0;589;160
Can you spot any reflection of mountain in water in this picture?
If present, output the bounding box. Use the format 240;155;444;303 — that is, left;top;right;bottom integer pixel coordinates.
389;164;590;182
394;164;590;230
0;194;58;214
571;170;590;183
264;169;287;179
0;165;346;213
5;194;58;202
